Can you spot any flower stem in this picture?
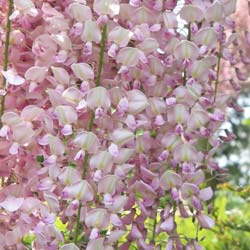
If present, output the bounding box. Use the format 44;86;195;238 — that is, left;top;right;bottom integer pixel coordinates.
0;0;14;125
213;50;222;102
73;24;107;245
95;24;107;87
151;207;158;243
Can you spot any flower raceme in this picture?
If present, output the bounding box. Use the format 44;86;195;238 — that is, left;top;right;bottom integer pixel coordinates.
0;0;246;249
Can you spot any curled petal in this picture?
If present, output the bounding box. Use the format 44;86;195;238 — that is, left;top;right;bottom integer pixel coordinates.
48;134;65;156
81;20;101;43
98;175;119;195
86;238;105;250
127;89;149;114
181;183;199;200
160;171;182;190
163;11;177;29
90;151;113;172
85;209;109;229
111;128;134;146
55;105;78;125
116;47;140;67
199;187;213;201
51;66;70;85
197;213;214;229
160;215;174;232
0;196;24;212
14;0;38;16
60;243;80;250
1;112;22;126
205;3;223;22
62;87;83;104
44;192;60;212
2;70;25;86
58;167;81;186
71;63;94;81
87;86;111;110
21;105;44;121
74;132;99;154
63;180;94;201
12;123;35;145
174;40;199;61
93;0;120;17
108;230;125;243
180;5;204;22
194;27;218;48
108;26;133;47
25;66;48;82
68;3;92;22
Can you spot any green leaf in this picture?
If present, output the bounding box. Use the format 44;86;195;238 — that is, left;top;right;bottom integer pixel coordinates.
36;155;44;163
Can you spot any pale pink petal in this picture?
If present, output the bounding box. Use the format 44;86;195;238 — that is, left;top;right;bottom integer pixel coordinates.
111;128;134;146
60;243;80;250
180;5;204;22
0;196;24;212
98;175;119;195
48;134;65;156
199;187;213;201
81;20;101;43
9;142;19;155
85;209;109;229
87;86;111;110
116;47;140;67
51;66;70;85
160;171;182;190
74;132;99;154
174;40;199;61
108;26;132;47
93;0;120;17
127;89;149;114
197;213;214;229
68;3;92;22
90;151;113;172
25;66;48;82
55;105;78;125
2;70;25;86
63;180;94;201
71;63;94;81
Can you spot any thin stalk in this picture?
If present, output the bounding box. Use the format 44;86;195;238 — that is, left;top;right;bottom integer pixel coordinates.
151;207;158;243
213;50;222;102
0;0;14;124
95;24;107;87
73;24;107;245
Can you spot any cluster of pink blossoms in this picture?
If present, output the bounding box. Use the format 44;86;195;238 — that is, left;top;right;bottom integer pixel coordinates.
0;0;247;249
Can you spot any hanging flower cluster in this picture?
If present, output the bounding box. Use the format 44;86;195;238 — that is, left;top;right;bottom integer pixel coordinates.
0;0;247;249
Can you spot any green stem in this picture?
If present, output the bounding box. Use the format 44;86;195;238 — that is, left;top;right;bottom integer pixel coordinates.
73;24;107;245
95;24;107;87
213;50;222;102
0;0;14;125
151;207;158;243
